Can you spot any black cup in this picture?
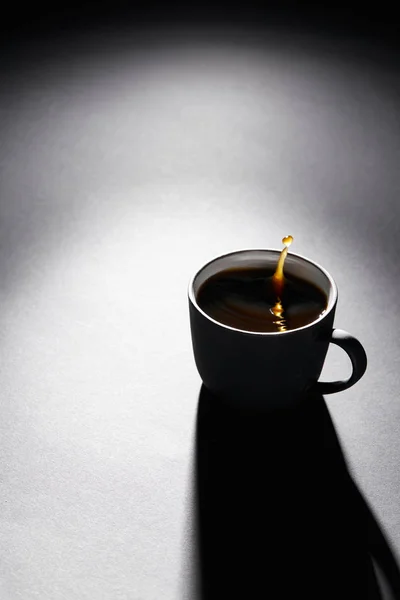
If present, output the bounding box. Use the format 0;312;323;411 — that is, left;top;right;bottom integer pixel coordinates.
188;249;367;409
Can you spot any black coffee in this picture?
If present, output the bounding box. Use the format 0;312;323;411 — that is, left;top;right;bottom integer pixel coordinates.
197;267;327;333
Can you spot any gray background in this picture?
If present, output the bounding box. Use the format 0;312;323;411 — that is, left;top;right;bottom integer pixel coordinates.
1;20;399;599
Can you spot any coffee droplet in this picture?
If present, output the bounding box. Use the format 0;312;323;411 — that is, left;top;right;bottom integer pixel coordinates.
282;235;293;247
272;234;294;298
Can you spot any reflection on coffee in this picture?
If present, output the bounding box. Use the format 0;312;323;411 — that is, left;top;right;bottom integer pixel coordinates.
197;266;327;333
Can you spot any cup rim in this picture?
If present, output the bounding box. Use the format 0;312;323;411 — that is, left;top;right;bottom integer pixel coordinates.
188;248;338;336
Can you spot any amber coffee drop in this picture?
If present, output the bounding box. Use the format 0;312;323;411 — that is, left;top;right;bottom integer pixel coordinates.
272;235;293;298
270;235;294;332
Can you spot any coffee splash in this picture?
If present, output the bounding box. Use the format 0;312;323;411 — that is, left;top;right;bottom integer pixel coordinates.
271;235;293;332
196;248;327;334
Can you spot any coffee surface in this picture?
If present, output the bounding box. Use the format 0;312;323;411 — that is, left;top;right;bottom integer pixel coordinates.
197;267;327;333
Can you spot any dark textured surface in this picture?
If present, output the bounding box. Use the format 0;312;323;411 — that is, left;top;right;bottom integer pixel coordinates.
0;11;399;599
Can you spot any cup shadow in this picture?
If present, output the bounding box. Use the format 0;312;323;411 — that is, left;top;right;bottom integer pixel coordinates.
195;386;400;599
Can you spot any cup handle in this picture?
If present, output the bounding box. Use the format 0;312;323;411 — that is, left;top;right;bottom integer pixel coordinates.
316;329;367;395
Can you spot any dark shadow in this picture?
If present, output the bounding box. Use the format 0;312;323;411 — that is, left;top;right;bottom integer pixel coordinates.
196;386;400;599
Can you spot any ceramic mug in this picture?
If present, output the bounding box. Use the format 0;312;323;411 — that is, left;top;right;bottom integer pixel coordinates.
188;249;367;409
